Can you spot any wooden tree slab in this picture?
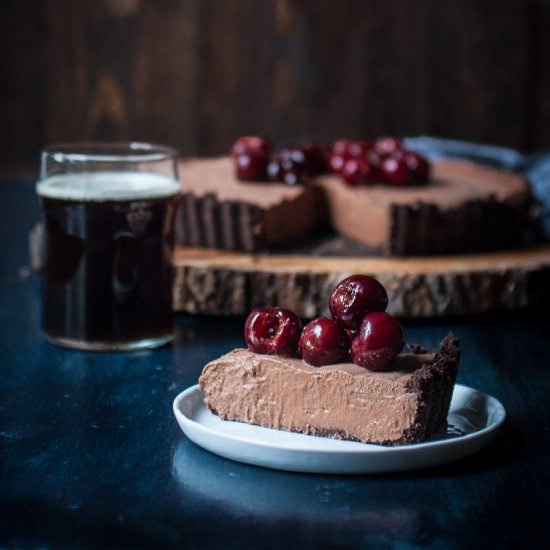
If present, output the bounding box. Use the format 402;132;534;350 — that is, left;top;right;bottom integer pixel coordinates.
173;244;550;318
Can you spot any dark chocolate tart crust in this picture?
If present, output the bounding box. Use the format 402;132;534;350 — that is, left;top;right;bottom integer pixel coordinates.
388;198;532;256
400;333;460;443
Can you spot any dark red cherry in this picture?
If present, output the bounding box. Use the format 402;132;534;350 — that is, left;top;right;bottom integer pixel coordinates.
365;150;382;178
329;274;388;329
282;169;303;185
299;317;349;366
403;151;430;183
350;312;404;371
374;136;402;158
301;143;328;175
232;136;271;157
267;158;283;182
235;152;268;181
280;147;306;169
389;148;405;161
380;156;410;186
328;154;347;175
345;328;358;342
332;139;353;157
347;140;371;158
341;158;375;186
280;148;307;182
345;328;358;358
244;307;302;356
266;155;305;185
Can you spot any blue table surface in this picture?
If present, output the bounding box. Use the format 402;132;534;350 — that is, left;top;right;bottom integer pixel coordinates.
1;181;549;549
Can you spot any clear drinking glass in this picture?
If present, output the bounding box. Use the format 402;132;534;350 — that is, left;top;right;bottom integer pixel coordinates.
36;142;180;351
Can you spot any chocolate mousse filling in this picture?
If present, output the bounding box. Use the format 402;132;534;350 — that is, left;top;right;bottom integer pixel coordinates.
199;333;459;445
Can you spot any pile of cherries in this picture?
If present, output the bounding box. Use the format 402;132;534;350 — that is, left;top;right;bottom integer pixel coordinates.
231;135;430;187
232;136;326;185
328;137;430;187
244;274;405;372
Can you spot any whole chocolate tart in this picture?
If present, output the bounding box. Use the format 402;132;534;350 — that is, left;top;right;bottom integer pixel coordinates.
175;157;533;256
199;333;459;445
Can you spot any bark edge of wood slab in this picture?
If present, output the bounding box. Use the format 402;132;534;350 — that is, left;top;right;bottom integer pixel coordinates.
172;245;550;318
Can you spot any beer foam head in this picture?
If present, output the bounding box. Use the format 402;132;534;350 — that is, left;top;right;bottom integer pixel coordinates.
36;171;180;201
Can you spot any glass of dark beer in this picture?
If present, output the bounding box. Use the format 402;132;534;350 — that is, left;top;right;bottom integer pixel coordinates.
37;142;180;350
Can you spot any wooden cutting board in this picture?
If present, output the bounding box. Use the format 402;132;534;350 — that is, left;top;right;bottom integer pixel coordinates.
172;243;550;318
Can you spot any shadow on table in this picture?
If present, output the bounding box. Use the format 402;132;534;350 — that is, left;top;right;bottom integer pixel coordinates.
171;439;424;537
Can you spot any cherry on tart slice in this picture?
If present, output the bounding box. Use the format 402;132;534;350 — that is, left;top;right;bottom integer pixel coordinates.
328;153;347;175
301;143;327;175
332;139;353;157
374;136;402;157
347;140;371;158
244;307;302;356
365;149;382;178
267;157;283;182
380;156;410;186
231;136;271;158
403;151;430;183
279;147;307;184
329;274;388;330
344;328;358;359
342;158;375;186
299;317;349;366
235;152;269;181
351;312;404;371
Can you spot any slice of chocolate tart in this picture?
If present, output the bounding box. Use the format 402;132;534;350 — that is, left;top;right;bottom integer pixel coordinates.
199;333;459;446
175;157;326;252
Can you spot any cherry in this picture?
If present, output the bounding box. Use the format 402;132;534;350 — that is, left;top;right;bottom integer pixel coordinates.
280;147;305;169
301;144;328;175
299;317;349;366
347;140;371;158
267;158;283;182
388;148;405;160
329;274;388;329
280;148;307;182
365;150;382;178
332;139;353;157
345;328;358;342
282;169;302;185
244;307;302;356
328;153;347;175
380;156;410;186
403;151;430;183
345;328;358;358
266;155;305;185
374;136;402;158
350;312;404;371
235;152;268;181
341;158;375;186
231;136;271;157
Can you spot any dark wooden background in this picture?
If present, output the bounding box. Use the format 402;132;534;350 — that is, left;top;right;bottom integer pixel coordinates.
1;0;549;175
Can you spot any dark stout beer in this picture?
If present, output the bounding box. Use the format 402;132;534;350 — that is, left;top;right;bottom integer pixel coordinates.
37;171;180;350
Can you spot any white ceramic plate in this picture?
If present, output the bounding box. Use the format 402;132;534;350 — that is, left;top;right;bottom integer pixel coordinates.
173;384;506;474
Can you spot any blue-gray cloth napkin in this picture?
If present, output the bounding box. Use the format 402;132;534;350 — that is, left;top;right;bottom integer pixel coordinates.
404;136;550;238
